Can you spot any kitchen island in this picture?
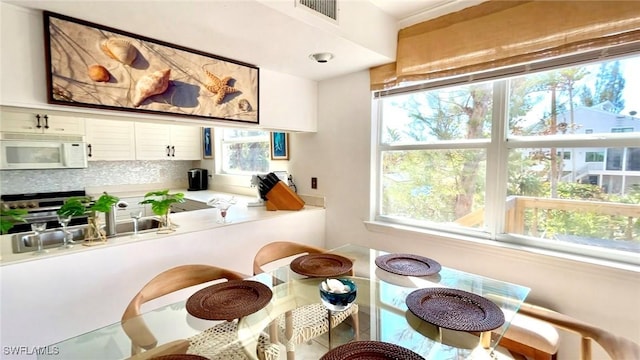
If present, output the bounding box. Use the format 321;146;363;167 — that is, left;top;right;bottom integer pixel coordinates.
0;190;325;359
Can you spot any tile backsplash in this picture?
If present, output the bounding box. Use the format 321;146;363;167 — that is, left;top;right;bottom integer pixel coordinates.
0;161;193;195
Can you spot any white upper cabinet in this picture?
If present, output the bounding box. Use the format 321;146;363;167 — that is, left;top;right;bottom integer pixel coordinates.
169;125;202;160
0;108;85;135
85;118;136;161
135;122;201;160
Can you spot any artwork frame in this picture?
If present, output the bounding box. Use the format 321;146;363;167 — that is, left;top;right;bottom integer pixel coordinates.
203;128;213;159
43;11;259;124
270;132;289;160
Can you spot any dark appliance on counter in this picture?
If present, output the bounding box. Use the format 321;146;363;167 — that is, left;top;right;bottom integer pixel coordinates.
0;190;89;234
188;168;208;191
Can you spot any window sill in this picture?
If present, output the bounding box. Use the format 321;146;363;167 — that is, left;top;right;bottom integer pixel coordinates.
364;220;640;274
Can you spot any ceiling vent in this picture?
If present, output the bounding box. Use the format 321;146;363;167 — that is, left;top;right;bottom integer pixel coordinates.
297;0;338;22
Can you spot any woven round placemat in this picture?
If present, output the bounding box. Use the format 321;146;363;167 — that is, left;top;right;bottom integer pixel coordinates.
290;253;353;277
375;253;441;276
405;288;505;332
320;341;425;359
151;355;208;360
186;280;272;321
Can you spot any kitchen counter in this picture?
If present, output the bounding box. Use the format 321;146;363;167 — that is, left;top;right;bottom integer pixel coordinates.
0;189;322;266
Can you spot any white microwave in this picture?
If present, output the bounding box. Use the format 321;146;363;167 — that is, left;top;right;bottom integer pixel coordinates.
0;133;88;170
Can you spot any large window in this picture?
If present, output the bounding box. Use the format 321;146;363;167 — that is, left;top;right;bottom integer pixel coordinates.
374;53;640;264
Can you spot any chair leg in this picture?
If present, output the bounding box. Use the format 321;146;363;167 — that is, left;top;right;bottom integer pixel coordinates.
287;350;295;360
351;311;360;341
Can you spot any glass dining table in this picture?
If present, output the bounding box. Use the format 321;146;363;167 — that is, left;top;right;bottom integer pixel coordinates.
39;244;530;360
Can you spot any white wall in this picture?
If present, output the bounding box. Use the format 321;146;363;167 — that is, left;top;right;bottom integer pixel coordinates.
290;70;640;358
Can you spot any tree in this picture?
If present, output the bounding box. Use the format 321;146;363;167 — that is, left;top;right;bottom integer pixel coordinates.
579;61;625;113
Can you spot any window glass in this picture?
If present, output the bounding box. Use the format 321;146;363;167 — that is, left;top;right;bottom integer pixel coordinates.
375;53;640;263
381;149;486;226
381;83;493;145
220;128;269;175
508;59;639;137
585;151;604;162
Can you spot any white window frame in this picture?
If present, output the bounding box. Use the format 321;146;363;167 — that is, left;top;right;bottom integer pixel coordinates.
213;127;270;190
372;48;640;266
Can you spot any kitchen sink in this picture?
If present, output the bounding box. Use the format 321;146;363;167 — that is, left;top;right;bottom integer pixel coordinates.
11;218;164;254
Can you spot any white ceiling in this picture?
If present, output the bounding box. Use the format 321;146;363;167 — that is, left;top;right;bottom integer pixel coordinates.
2;0;485;82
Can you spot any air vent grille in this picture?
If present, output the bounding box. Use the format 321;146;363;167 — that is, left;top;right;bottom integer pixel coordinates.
298;0;338;21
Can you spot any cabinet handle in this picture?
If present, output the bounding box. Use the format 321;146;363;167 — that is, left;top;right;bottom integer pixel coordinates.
166;145;171;157
87;144;92;157
35;114;42;129
43;115;49;129
171;146;175;157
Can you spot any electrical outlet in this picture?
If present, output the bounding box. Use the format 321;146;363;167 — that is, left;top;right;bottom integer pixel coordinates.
311;177;317;189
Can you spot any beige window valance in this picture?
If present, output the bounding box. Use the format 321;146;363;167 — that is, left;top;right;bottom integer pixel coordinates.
370;0;640;90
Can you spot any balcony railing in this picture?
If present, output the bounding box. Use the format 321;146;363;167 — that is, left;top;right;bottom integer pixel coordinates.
456;196;640;243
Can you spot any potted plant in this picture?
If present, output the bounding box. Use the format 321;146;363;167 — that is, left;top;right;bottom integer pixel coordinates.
58;192;119;243
139;189;184;233
0;208;27;235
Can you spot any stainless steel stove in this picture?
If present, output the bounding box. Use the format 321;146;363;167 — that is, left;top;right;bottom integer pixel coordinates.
1;190;89;233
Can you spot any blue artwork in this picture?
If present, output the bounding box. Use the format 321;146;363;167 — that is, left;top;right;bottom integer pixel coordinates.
203;128;212;158
271;132;288;159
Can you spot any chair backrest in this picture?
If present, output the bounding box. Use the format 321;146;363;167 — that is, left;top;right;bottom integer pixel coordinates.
121;264;245;354
518;303;640;360
253;241;326;275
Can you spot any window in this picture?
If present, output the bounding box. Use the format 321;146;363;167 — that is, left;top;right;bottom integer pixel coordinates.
612;127;634;133
218;128;269;175
585;152;604;162
374;52;640;264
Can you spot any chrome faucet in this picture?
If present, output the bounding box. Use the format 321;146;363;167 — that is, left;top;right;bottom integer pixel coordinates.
105;200;129;237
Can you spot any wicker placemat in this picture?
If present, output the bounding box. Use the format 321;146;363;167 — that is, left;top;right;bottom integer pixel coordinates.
186;280;272;321
320;341;425;359
375;253;441;276
151;355;208;360
290;253;353;277
405;288;505;332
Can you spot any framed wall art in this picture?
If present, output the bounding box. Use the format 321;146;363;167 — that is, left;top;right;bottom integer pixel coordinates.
270;132;289;160
44;11;259;124
203;128;213;158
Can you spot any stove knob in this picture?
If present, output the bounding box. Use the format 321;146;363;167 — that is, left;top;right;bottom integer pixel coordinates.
18;203;27;209
27;202;38;208
8;203;18;209
1;203;10;210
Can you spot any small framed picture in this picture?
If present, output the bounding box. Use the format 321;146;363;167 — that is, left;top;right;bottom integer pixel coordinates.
270;132;289;160
203;128;213;158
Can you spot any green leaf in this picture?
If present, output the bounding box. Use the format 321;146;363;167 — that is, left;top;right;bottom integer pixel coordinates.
57;196;92;217
140;189;185;216
90;192;120;213
0;208;28;234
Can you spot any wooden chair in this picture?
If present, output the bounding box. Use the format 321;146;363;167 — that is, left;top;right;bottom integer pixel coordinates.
498;312;560;360
505;303;640;360
253;241;360;360
121;264;280;360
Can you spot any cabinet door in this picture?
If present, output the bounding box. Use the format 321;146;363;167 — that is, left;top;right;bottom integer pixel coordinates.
0;110;41;133
45;115;85;135
0;109;85;134
85;119;136;161
170;125;202;160
134;122;172;160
